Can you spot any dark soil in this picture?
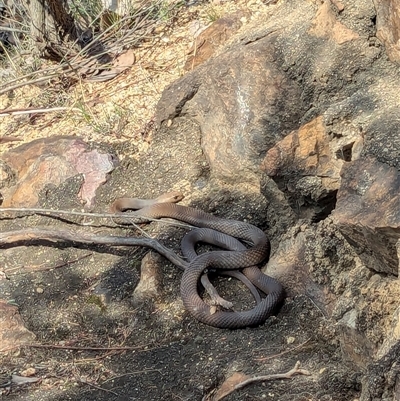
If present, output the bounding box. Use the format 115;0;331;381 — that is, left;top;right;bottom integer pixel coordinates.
2;269;361;401
0;215;361;401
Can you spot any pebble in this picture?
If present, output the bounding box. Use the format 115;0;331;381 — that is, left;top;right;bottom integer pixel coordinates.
194;336;204;344
286;336;296;344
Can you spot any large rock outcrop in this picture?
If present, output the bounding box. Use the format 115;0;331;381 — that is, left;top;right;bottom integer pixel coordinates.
154;0;400;399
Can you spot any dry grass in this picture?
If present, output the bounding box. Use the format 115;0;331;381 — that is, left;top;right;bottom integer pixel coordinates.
0;0;270;158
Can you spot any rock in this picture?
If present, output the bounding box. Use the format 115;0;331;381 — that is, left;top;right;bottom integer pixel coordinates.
374;0;400;63
359;293;400;400
184;11;249;71
333;157;400;275
0;136;117;208
336;308;375;369
157;31;305;185
0;300;36;352
266;227;330;310
308;0;359;44
331;0;345;12
261;116;358;200
156;0;379;186
132;252;162;302
260;115;364;221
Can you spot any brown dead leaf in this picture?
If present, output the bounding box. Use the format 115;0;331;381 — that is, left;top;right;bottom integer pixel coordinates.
85;49;136;82
113;49;136;72
212;372;250;401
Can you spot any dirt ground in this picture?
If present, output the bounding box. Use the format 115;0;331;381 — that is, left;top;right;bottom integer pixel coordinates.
1;247;361;401
0;1;362;400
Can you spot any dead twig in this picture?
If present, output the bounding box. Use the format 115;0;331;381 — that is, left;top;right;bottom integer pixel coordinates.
0;72;65;96
0;106;84;117
306;295;328;319
204;361;310;401
79;378;119;396
102;369;161;383
5;252;93;275
254;337;312;361
0;206;192;229
25;343;147;351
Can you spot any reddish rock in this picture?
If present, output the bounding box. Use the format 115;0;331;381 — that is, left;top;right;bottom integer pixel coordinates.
184;11;248;71
0;300;36;353
157;32;305;184
374;0;400;63
0;136;116;208
333;157;400;275
309;0;359;44
261;116;363;200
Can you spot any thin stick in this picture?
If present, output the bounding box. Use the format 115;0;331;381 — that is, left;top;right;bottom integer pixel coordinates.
254;338;312;361
0;73;63;95
306;295;328;319
102;369;160;383
0;207;193;229
79;378;119;396
206;361;310;401
25;343;147;351
0;26;26;33
5;252;93;274
0;106;84;117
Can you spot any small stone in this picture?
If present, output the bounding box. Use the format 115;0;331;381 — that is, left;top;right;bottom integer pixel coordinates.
20;367;36;377
194;336;203;344
36;287;44;294
286;336;296;344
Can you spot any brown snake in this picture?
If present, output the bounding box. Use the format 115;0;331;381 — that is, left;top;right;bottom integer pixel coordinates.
111;192;284;329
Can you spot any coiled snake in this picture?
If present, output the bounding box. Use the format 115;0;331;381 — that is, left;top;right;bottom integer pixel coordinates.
111;192;284;329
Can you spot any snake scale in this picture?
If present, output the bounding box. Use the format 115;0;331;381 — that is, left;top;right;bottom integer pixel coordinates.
111;193;284;329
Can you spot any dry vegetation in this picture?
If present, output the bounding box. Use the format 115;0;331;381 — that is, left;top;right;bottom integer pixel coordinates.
0;0;270;158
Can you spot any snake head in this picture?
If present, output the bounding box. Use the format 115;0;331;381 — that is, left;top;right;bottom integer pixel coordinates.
156;191;185;204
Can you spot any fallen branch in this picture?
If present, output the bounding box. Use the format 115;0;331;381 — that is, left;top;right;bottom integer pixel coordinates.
204;361;310;401
0;227;188;270
0;225;245;311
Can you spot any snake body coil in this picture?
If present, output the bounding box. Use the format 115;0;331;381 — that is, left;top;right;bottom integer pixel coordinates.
112;197;284;329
